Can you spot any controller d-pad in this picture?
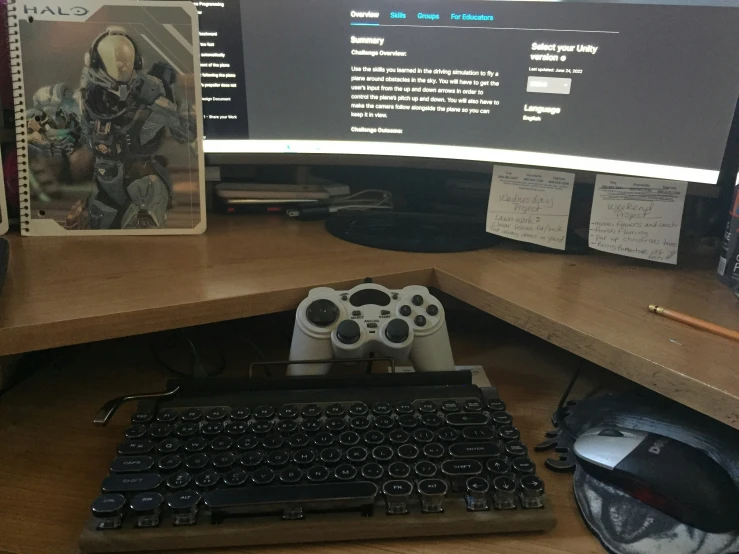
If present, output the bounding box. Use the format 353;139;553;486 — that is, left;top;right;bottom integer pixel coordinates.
307;299;339;327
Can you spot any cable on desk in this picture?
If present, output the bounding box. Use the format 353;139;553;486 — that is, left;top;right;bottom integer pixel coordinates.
150;329;226;378
150;333;194;377
553;359;583;440
287;189;393;220
244;336;270;377
184;333;216;379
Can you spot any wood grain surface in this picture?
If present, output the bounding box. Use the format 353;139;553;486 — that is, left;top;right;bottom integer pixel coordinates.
0;315;616;554
1;216;738;428
433;250;739;429
0;216;434;355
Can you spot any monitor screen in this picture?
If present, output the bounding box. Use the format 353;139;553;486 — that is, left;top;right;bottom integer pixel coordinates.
196;0;739;184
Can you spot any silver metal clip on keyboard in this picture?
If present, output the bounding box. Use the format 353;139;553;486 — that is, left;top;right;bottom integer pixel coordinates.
94;357;395;427
94;387;181;427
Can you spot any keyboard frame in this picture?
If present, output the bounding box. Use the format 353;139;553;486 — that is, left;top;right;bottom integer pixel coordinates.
81;493;555;552
80;372;556;553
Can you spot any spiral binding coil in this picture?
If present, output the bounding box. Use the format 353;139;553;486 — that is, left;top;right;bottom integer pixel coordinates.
7;0;31;234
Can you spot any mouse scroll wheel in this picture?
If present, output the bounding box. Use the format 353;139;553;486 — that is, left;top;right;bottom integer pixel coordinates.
597;429;624;437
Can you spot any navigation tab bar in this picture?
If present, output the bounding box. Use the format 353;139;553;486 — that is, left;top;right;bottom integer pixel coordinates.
349;9;496;25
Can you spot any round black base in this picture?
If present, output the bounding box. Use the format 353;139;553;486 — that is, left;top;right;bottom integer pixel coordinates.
325;212;499;253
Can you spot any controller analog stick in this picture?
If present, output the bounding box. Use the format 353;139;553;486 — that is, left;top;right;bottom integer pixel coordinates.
385;319;410;344
306;299;340;327
336;320;361;345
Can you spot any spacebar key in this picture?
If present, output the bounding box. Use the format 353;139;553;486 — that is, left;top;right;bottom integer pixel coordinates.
204;481;378;516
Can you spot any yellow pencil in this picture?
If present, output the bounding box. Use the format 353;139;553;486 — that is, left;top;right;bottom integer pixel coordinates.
648;305;739;342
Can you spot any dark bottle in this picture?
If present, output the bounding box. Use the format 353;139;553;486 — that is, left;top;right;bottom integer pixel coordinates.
718;178;739;299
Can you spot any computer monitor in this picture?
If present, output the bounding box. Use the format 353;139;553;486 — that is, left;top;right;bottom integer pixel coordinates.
197;0;739;185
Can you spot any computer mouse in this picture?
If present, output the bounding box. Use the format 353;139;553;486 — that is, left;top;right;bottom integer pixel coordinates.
574;426;739;533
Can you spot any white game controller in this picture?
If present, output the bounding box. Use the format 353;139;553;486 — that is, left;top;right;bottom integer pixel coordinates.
288;283;455;375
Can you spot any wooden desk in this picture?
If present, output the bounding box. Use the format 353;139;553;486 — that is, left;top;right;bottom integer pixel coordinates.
0;316;616;554
1;216;737;428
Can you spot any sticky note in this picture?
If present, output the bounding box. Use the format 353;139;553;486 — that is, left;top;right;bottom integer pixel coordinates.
589;175;687;264
486;165;575;250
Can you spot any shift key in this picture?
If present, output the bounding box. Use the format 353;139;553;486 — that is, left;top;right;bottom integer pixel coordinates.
102;473;162;493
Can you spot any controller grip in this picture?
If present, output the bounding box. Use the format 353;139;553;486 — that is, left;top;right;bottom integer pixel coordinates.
287;323;332;376
410;320;455;372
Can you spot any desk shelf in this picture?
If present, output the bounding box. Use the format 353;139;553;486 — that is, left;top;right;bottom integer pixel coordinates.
1;215;737;428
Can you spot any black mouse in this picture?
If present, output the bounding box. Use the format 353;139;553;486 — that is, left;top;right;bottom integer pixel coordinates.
574;426;739;533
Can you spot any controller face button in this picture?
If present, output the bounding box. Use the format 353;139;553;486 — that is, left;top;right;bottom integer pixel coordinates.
385;319;410;344
427;305;439;316
307;299;340;327
412;295;424;306
414;315;427;327
399;305;412;317
337;320;361;345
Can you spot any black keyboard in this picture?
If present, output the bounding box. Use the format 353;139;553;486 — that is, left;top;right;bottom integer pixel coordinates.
81;372;555;552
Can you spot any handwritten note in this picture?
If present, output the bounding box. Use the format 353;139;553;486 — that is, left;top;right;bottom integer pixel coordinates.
589;175;687;264
486;165;575;250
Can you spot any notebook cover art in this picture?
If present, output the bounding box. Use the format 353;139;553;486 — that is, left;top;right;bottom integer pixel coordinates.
14;0;205;234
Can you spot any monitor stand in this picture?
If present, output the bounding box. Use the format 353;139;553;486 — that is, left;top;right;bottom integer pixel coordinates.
325;212;499;253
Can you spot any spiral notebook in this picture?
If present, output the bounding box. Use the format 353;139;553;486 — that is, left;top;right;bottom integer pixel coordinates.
0;146;8;235
7;0;206;235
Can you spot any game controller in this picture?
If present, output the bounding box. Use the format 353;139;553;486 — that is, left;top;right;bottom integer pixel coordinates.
288;283;455;375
